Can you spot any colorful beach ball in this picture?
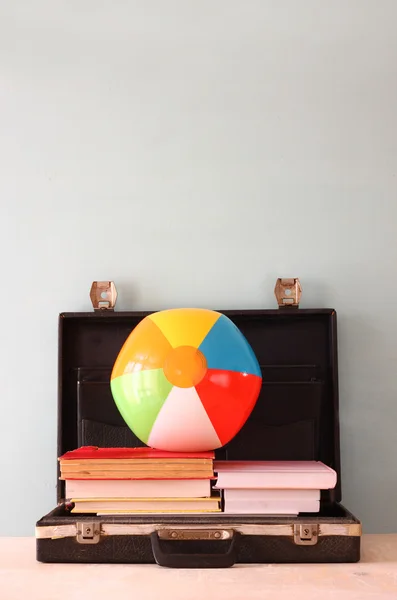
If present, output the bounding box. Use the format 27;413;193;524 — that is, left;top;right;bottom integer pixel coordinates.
110;308;262;452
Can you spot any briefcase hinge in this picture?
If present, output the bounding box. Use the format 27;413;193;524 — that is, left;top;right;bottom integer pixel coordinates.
76;522;101;544
90;281;118;311
293;524;319;546
274;278;302;308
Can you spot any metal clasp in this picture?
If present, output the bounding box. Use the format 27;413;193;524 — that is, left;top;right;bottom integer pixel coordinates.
157;529;233;541
76;521;101;544
274;278;302;308
293;524;318;546
90;281;117;311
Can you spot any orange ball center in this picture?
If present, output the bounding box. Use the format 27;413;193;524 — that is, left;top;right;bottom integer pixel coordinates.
163;346;207;388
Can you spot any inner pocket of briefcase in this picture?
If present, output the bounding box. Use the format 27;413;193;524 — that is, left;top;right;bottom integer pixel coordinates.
80;418;145;448
77;378;146;448
258;381;324;425
260;364;322;382
224;381;324;461
75;369;324;458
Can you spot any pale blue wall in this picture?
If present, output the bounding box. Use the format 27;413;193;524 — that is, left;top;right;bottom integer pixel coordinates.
0;1;396;535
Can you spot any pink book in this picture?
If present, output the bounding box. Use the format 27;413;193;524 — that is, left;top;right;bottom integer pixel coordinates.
214;461;337;490
65;478;212;499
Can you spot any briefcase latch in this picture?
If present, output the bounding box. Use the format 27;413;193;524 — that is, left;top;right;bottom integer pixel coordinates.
90;281;118;311
157;528;233;541
293;524;318;546
274;278;302;308
76;521;101;544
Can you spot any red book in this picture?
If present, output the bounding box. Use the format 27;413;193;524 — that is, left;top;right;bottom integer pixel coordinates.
59;446;215;461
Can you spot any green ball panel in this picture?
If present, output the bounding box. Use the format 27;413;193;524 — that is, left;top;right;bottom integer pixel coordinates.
110;368;173;444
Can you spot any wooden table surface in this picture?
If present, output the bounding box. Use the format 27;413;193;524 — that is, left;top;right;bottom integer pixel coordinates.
1;535;397;600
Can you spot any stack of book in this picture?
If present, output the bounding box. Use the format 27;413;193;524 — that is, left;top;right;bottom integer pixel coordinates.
59;446;220;514
214;461;337;515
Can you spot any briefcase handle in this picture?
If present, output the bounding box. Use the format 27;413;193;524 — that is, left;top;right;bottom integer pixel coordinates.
150;530;239;569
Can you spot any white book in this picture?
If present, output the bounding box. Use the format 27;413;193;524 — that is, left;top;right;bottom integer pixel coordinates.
214;461;337;490
224;489;320;502
224;499;320;515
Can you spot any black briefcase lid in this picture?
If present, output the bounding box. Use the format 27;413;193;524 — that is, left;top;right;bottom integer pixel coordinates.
57;308;341;504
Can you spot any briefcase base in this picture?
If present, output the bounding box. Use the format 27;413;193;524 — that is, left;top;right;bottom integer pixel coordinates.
36;502;361;567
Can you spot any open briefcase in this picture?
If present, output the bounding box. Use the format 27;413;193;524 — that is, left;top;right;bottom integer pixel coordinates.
36;287;362;567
